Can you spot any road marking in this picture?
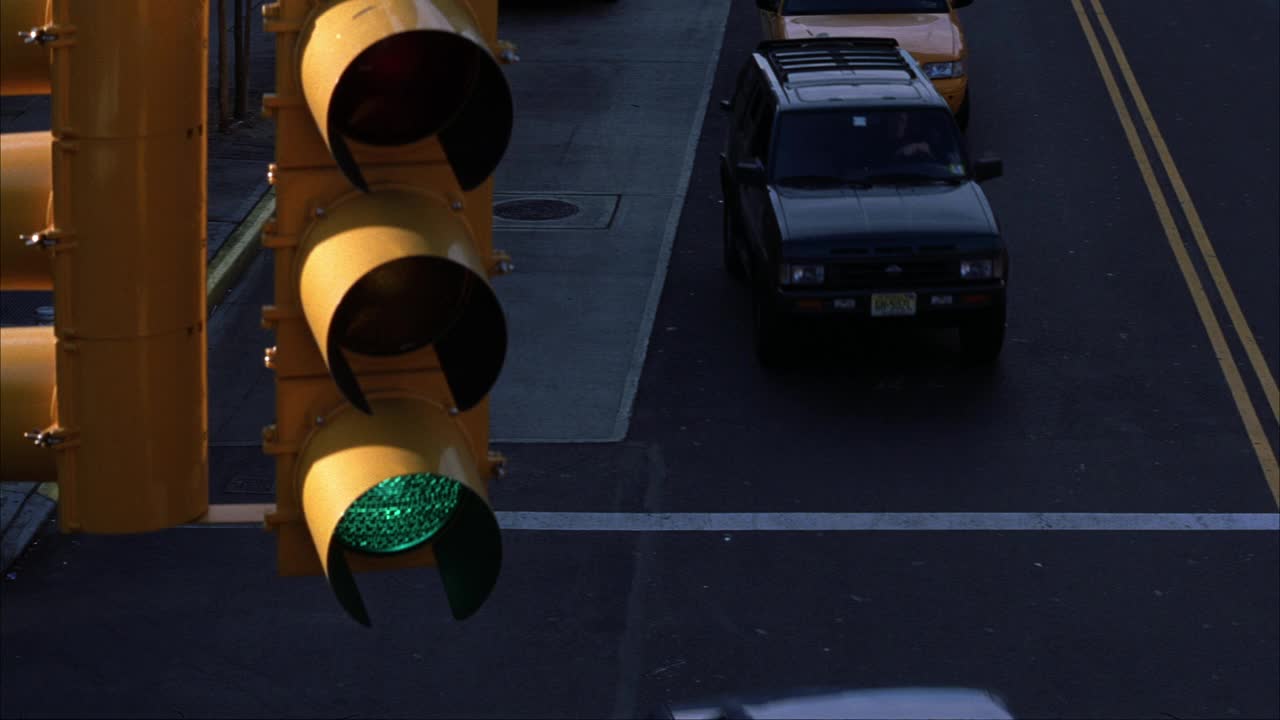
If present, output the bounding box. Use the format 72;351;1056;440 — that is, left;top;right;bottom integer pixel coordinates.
1091;0;1279;423
495;512;1279;532
185;510;1279;531
1071;0;1280;506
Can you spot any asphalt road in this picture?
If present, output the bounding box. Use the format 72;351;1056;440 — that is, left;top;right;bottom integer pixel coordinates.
2;1;1277;719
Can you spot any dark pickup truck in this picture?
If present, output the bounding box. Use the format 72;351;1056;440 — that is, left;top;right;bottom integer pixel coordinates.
720;38;1006;366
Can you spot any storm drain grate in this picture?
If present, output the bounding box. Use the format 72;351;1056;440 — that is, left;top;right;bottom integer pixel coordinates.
494;198;581;221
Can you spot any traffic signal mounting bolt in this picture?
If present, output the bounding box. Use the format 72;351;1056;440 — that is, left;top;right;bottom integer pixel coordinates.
19;28;57;45
23;428;65;448
20;232;55;248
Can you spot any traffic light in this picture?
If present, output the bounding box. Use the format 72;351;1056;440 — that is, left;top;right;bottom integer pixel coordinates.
261;0;514;626
0;0;52;98
1;1;56;486
0;0;209;533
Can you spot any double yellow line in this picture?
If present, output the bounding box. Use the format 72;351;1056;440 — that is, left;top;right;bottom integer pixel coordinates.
1070;0;1278;506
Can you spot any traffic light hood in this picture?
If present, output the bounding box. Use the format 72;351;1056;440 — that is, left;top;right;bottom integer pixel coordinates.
299;0;513;192
296;187;507;415
0;131;54;291
297;395;502;625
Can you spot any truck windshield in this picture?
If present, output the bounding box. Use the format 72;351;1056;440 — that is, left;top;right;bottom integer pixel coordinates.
771;108;967;186
781;0;950;15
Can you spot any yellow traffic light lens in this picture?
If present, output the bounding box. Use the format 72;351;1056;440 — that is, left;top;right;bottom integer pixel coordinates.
335;473;460;554
331;31;483;148
335;257;468;355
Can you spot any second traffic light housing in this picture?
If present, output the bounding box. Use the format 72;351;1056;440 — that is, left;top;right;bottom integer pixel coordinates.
263;0;513;625
296;186;505;416
297;0;511;192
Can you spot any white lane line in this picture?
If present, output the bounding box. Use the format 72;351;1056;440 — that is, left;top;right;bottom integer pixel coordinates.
496;512;1280;532
609;0;733;443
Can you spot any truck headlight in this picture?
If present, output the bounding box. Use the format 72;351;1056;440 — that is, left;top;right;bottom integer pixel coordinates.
959;259;993;279
779;263;825;286
923;61;965;79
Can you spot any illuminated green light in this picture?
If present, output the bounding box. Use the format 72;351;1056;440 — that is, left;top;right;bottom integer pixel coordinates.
336;473;460;554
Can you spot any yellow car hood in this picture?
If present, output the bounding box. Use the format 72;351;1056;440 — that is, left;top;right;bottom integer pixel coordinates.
778;12;961;62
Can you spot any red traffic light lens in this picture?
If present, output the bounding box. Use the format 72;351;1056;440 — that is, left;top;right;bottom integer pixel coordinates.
330;30;483;147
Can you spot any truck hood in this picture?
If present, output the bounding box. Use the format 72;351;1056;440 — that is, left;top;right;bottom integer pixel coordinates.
779;12;960;61
773;182;998;245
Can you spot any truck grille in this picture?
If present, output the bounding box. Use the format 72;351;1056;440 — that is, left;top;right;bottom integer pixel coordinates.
827;259;958;290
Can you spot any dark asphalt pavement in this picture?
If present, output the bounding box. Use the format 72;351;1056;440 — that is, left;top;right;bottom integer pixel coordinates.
3;1;1277;719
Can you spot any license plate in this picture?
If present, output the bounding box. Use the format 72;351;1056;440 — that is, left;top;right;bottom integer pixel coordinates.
871;292;917;317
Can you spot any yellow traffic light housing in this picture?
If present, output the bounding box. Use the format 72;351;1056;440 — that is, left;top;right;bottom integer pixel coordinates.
0;132;53;291
263;0;513;625
296;0;511;192
296;186;505;415
0;0;52;97
0;327;57;484
297;395;500;625
0;1;209;534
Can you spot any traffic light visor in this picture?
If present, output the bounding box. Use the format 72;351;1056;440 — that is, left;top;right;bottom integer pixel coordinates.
298;396;502;625
297;188;507;414
301;0;513;191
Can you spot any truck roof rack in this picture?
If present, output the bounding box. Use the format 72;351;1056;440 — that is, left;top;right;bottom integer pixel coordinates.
757;37;916;84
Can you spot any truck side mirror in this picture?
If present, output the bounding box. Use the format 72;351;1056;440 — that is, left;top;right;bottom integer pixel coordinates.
736;159;766;184
974;157;1002;182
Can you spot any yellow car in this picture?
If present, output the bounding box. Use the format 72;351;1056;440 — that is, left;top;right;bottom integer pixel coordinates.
757;0;973;128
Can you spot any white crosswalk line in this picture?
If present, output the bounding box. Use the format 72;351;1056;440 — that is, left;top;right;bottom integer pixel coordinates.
496;511;1280;532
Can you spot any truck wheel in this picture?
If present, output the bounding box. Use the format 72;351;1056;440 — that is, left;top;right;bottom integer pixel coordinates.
753;289;788;368
958;301;1005;364
956;89;971;132
722;201;746;281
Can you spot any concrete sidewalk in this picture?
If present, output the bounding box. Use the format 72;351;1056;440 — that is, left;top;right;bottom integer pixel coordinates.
0;0;278;572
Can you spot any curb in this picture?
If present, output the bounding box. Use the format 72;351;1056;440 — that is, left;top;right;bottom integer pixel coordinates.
0;188;276;573
208;187;276;310
1;483;57;574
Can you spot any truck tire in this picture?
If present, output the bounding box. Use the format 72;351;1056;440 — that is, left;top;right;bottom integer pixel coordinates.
958;300;1005;364
753;289;788;368
722;201;746;281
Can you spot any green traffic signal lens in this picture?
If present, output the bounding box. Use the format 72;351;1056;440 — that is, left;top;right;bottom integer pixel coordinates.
336;473;461;554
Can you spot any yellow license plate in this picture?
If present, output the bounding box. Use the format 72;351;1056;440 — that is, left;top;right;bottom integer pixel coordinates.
871;292;917;317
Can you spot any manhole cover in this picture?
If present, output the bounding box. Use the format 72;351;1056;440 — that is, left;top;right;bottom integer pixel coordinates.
493;198;580;221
